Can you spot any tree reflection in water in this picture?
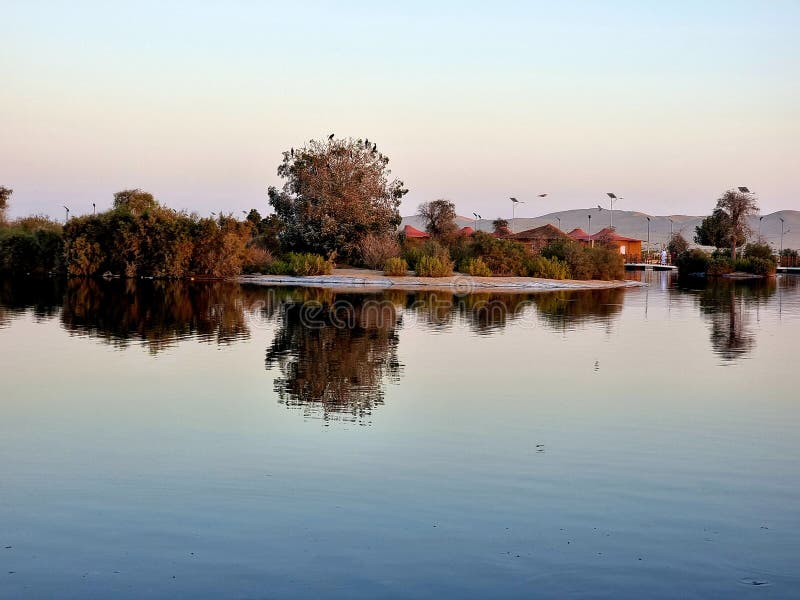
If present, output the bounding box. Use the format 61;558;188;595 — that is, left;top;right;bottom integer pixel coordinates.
60;278;250;352
265;293;402;423
685;277;778;363
0;277;64;325
531;288;626;332
9;275;787;420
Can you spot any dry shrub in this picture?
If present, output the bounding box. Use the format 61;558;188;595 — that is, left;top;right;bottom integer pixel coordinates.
359;233;401;269
243;247;274;274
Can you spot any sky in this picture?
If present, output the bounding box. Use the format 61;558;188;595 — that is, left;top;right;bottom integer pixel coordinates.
2;0;799;220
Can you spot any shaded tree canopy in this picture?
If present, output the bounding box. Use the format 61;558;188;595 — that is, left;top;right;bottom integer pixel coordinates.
418;199;457;238
113;189;158;215
492;218;511;236
268;137;406;261
695;208;736;249
667;232;689;256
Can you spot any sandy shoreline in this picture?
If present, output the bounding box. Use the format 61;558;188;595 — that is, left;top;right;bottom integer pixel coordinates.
239;268;644;293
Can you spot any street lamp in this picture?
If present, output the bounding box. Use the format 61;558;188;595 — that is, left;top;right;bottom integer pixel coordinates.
472;212;482;230
646;216;651;262
779;217;789;256
556;216;561;230
606;192;619;229
92;202;96;215
668;217;674;236
510;197;524;233
759;215;764;237
63;206;70;222
587;213;592;235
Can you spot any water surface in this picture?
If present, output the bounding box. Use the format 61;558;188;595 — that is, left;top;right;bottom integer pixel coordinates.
1;273;798;598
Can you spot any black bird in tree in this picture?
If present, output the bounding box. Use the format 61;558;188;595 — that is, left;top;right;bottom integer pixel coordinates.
365;138;369;147
372;143;377;153
290;148;294;157
328;133;335;140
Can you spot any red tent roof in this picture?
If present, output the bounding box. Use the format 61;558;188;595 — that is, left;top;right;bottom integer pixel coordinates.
590;227;641;242
459;226;475;236
567;227;590;240
403;224;430;239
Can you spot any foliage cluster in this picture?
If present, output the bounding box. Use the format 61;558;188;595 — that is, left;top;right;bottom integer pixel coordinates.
268;137;406;262
0;218;64;276
415;255;454;277
540;239;624;280
460;257;492;277
267;253;334;276
383;257;408;276
677;246;777;277
62;192;252;278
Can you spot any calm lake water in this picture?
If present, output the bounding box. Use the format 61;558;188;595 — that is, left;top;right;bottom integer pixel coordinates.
1;273;798;599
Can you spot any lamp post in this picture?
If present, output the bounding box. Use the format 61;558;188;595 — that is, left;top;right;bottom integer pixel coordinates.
510;197;524;233
63;206;70;222
473;212;481;230
646;216;651;262
779;217;787;256
556;216;561;230
606;193;618;229
668;218;674;236
92;202;96;215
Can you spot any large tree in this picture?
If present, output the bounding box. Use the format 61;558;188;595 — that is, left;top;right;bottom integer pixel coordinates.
268;137;406;261
716;189;758;259
418;199;457;238
695;189;758;259
0;186;12;224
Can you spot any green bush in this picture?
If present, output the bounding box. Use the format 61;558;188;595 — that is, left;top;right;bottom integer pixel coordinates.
383;257;408;276
461;257;492;277
286;252;334;276
589;247;625;280
541;239;623;280
416;255;453;277
266;259;291;275
402;239;450;271
525;255;570;280
707;256;733;276
743;242;774;261
0;218;64;276
734;257;777;276
676;248;711;276
468;231;529;276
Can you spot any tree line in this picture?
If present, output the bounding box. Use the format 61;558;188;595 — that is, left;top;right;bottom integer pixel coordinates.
4;137;782;281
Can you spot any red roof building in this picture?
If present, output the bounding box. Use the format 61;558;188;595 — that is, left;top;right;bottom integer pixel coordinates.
575;227;642;258
567;228;591;241
402;224;430;239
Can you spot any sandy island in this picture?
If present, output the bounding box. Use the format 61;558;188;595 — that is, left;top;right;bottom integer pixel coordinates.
240;268;645;293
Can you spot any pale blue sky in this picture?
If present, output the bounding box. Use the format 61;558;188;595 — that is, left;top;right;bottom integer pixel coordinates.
2;0;798;219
